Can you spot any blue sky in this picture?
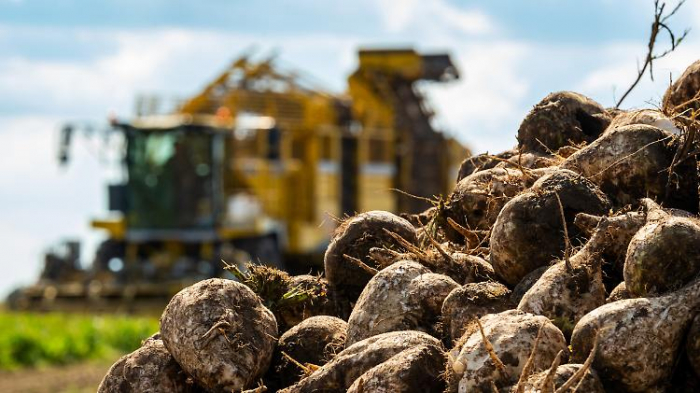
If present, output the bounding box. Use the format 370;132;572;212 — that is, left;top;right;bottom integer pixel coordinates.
0;0;698;297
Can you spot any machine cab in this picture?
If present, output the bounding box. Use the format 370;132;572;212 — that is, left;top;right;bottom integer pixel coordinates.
110;115;229;241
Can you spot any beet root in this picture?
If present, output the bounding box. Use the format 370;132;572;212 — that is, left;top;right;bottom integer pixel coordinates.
447;310;567;392
445;252;496;284
441;281;513;342
346;261;458;345
663;59;700;115
490;169;610;285
456;149;517;181
160;278;278;392
624;214;700;296
283;274;342;326
497;152;562;171
280;330;443;393
98;335;202;393
574;210;647;284
324;211;418;302
267;316;347;390
369;246;495;285
686;314;700;378
606;281;633;303
445;167;537;236
456;149;559;182
229;264;337;331
561;124;698;211
517;91;611;154
518;211;646;337
510;266;547;305
345;344;446;393
605;108;681;135
571;275;700;392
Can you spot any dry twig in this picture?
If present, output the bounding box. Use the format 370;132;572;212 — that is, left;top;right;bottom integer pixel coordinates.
554;193;573;273
616;0;689;108
342;254;378;276
476;318;510;380
514;323;545;393
554;335;599;393
537;350;565;393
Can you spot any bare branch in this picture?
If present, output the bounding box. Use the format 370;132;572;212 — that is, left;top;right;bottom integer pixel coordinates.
662;0;686;22
554;192;573;273
476;318;510;380
616;0;690;108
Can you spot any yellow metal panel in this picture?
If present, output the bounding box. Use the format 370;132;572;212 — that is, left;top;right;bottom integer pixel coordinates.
348;74;394;129
357;49;424;80
315;166;341;221
218;227;267;240
295;222;334;254
358;171;396;213
91;218;126;240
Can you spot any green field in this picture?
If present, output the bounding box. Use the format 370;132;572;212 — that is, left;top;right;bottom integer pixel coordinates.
0;311;159;370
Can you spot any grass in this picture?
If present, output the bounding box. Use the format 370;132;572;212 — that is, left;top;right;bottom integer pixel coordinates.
0;311;159;370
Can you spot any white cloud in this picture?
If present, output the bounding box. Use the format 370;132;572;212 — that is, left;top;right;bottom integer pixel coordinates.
0;29;233;116
376;0;495;36
426;41;531;152
575;42;647;105
0;28;362;117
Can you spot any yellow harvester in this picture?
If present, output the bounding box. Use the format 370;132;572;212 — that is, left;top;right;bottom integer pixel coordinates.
8;48;468;311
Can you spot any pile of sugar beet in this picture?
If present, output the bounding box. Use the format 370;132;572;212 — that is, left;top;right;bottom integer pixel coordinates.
100;59;700;393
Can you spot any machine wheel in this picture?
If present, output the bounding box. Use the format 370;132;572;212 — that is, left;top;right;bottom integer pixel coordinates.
93;239;126;274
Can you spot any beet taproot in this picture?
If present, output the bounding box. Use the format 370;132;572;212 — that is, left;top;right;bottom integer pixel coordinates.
510;363;605;393
497;152;562;171
345;261;458;345
267;316;347;390
324;211;418;302
447;310;567;393
606;281;633;303
280;330;443;393
490;169;610;285
345;344;446;393
561;124;698;211
574;210;647;286
663;59;700;115
160;278;278;392
518;210;646;337
517;91;611;154
445;167;539;236
606;108;681;135
368;246;495;285
441;281;513;342
228;264;338;331
571;275;700;392
686;314;700;379
98;335;202;393
510;266;547;305
457;149;517;181
624;211;700;296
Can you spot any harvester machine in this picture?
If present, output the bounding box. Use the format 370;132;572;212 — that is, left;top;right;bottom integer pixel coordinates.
7;48;468;312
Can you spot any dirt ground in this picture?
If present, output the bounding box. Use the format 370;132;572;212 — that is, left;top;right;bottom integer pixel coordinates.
0;360;112;393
